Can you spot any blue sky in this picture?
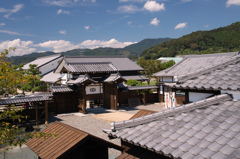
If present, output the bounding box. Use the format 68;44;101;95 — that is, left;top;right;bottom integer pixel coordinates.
0;0;239;56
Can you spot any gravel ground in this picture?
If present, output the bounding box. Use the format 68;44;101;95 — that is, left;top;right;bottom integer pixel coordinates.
49;113;121;159
1;103;165;159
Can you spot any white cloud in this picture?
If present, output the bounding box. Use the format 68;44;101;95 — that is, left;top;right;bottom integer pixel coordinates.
0;38;137;56
0;29;36;37
128;21;132;25
180;0;192;3
174;22;187;29
143;1;165;12
57;9;70;15
0;4;24;18
80;38;136;48
43;0;96;6
204;25;209;28
226;0;240;7
119;0;145;2
84;26;90;30
0;39;36;56
117;5;141;13
59;30;67;34
150;18;160;26
0;23;5;26
38;40;80;52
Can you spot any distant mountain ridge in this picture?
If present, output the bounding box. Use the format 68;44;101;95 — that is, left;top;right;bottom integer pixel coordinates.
8;38;172;65
141;22;240;59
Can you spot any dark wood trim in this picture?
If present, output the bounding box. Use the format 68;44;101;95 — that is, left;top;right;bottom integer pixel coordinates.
45;101;49;124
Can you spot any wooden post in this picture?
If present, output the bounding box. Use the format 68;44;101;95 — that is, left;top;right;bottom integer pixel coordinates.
143;92;146;106
45;101;49;124
102;83;106;108
114;83;118;110
185;90;189;104
157;87;160;102
35;102;38;126
83;84;87;114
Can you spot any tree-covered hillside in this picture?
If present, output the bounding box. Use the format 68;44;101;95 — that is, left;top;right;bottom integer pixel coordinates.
141;22;240;59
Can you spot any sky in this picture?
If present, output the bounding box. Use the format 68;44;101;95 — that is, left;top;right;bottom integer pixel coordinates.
0;0;240;56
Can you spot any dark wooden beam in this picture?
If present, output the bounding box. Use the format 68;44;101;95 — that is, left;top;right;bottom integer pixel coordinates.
45;101;49;124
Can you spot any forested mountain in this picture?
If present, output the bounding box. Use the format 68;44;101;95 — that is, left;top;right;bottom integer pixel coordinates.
8;38;171;65
141;22;240;59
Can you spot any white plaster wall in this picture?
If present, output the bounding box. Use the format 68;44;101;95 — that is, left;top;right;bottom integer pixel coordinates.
86;85;103;95
39;58;62;75
189;92;214;102
160;77;175;83
61;73;72;85
221;91;240;100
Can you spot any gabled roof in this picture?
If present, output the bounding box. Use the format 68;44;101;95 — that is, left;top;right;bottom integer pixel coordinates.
153;52;238;77
67;74;97;84
103;94;240;159
172;55;240;91
41;71;61;83
103;73;127;83
23;54;62;70
63;56;144;72
49;86;74;93
26;121;122;159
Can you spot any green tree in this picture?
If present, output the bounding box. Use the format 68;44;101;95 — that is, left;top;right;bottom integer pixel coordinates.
0;48;57;153
21;64;42;92
137;58;165;78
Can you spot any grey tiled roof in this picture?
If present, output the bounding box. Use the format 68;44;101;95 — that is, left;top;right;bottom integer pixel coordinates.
173;55;240;91
103;73;127;82
67;74;97;84
63;62;118;73
23;54;62;70
41;71;61;83
49;86;74;93
64;56;144;71
103;94;240;159
122;75;148;81
153;52;238;77
123;85;159;91
0;95;51;105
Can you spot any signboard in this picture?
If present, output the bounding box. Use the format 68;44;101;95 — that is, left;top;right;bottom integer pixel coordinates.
86;85;103;95
165;92;176;108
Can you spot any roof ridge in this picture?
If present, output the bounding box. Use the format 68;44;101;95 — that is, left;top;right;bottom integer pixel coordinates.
183;52;238;58
110;94;232;131
175;55;240;82
68;62;111;64
36;54;62;60
153;52;238;76
64;55;127;58
153;56;188;76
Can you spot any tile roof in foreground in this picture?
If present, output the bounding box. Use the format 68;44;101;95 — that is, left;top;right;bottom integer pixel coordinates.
103;94;240;159
172;54;240;91
153;52;238;77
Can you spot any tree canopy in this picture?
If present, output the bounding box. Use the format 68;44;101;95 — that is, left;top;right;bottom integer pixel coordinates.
141;22;240;59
